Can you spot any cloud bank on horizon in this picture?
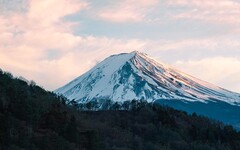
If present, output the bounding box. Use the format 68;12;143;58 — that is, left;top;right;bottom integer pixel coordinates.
0;0;240;92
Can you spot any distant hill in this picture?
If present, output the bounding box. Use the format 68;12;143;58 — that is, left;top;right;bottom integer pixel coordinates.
1;69;240;150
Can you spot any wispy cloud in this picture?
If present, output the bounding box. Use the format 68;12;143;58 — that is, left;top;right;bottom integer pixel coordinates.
95;0;158;23
168;0;240;25
174;57;240;92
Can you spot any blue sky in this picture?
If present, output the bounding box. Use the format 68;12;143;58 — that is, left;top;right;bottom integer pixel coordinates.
0;0;240;92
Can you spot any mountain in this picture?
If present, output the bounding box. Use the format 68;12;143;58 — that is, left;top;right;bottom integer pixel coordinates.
55;51;240;105
55;51;240;129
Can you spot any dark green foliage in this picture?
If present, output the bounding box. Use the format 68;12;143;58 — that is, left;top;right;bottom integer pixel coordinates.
0;69;240;150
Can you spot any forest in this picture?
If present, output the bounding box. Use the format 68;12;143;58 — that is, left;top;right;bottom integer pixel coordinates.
0;69;240;150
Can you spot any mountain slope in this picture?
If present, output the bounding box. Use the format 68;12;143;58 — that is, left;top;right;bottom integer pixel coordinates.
55;51;240;105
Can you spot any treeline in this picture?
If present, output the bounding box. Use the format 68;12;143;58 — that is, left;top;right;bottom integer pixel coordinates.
0;69;240;150
68;99;148;110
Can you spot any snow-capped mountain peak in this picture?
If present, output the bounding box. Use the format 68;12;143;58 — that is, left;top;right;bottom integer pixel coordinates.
55;51;240;105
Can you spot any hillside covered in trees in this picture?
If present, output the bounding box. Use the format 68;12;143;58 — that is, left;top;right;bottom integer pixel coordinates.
0;69;240;150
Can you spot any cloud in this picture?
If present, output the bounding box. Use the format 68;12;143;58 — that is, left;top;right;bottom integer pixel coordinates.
168;0;240;25
0;0;28;14
0;0;88;51
141;37;240;60
174;57;240;93
0;0;88;90
95;0;158;23
92;0;240;26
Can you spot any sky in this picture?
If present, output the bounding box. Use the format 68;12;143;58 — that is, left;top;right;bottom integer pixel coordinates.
0;0;240;92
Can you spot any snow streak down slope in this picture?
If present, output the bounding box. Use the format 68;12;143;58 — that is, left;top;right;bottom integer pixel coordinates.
55;51;240;105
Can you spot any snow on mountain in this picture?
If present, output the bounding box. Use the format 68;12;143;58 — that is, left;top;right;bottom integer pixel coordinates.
55;51;240;105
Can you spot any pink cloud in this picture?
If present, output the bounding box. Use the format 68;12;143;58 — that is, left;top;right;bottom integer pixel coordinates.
0;0;88;89
168;0;240;25
28;0;87;27
174;57;240;92
0;0;88;51
99;9;144;23
96;0;158;23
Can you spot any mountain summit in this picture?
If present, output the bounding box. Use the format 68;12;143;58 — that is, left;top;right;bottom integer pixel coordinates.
55;51;240;105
